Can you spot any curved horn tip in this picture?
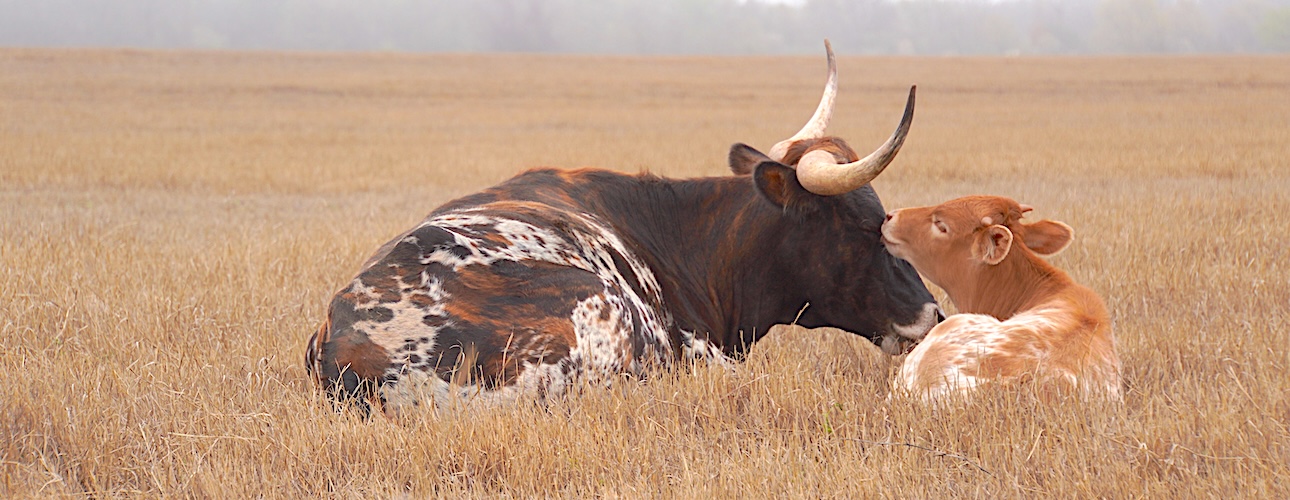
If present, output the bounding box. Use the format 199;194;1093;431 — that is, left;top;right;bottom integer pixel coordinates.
794;86;918;196
898;86;917;126
769;38;839;162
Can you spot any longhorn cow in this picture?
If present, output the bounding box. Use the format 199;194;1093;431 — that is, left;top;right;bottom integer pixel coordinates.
306;42;942;413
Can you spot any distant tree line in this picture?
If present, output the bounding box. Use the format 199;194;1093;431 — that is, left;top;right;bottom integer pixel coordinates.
2;0;1289;55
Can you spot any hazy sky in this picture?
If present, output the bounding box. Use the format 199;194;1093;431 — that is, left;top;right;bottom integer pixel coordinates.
1;0;1287;55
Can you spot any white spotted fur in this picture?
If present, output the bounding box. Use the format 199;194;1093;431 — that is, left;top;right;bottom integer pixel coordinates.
344;206;732;412
896;305;1121;402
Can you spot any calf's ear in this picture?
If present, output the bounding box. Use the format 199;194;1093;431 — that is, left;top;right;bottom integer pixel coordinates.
1022;220;1074;256
977;225;1014;265
729;143;774;176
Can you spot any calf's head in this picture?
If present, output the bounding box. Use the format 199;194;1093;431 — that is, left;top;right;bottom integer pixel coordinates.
881;195;1074;292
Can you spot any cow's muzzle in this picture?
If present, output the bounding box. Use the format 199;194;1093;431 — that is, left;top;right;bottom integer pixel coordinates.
879;303;943;355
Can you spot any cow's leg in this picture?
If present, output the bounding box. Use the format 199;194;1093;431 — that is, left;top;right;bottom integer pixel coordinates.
680;330;735;369
306;296;395;416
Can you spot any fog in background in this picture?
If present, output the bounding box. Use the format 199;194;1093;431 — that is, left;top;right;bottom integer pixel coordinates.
3;0;1289;55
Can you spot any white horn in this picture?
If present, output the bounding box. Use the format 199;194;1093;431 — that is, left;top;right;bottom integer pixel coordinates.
768;39;837;162
796;86;916;196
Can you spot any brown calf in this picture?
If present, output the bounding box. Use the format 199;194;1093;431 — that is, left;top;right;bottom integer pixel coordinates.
881;195;1121;401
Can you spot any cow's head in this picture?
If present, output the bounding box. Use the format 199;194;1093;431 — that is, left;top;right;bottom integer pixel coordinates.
881;195;1074;293
728;41;941;355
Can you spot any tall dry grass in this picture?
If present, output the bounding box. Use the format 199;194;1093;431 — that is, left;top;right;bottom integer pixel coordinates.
2;48;1287;497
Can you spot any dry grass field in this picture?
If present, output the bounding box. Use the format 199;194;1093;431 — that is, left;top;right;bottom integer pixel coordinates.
2;48;1288;497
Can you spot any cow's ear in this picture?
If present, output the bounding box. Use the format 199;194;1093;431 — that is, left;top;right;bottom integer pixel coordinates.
977;225;1014;265
754;162;815;210
729;143;774;176
1022;220;1073;256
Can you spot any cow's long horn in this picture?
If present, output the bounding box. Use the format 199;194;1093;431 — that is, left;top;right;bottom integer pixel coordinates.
768;39;837;162
795;86;916;196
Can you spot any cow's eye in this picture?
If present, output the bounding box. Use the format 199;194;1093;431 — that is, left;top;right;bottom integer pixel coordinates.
933;220;949;234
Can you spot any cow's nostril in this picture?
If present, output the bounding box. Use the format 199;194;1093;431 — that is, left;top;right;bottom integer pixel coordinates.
885;212;894;222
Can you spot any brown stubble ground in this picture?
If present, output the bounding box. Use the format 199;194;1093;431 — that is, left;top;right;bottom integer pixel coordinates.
1;49;1287;497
